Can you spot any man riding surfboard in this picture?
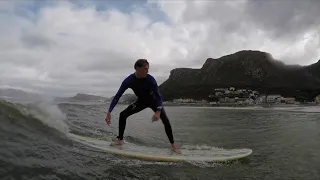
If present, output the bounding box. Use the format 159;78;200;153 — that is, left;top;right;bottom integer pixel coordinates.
105;59;181;153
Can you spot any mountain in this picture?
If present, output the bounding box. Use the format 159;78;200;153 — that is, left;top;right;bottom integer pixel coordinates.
69;93;109;102
0;88;33;98
54;93;110;102
159;50;320;102
305;60;320;80
110;93;137;104
0;88;47;102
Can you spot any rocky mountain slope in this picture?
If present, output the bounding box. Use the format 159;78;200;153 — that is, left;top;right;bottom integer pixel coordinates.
159;50;320;101
0;88;48;102
69;93;108;101
53;93;110;102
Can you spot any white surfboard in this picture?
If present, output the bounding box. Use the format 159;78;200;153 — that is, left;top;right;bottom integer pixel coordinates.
68;133;253;162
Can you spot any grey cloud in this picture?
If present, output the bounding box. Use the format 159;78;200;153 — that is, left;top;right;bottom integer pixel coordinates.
0;58;128;97
181;1;248;34
2;74;115;98
168;0;320;66
2;0;320;98
76;49;135;72
0;2;166;98
148;62;176;74
0;51;43;68
243;0;320;65
20;33;56;49
1;78;45;95
179;1;320;39
244;0;320;39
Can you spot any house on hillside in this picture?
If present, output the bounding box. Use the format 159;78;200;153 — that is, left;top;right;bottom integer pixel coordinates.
173;98;195;103
266;95;282;103
257;95;282;104
282;97;296;104
316;95;320;104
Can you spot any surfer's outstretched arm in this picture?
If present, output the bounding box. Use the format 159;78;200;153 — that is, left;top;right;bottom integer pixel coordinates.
107;77;130;113
105;76;130;126
148;75;163;112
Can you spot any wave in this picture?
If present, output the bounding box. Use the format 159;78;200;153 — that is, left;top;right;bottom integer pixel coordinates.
263;105;320;113
0;100;69;134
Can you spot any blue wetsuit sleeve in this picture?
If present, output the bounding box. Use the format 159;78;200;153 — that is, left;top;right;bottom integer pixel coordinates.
108;77;129;112
149;75;163;111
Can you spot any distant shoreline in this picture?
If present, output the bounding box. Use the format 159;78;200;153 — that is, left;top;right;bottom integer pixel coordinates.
162;102;319;108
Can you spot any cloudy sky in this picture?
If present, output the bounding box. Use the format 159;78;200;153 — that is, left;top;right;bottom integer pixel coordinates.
0;0;319;97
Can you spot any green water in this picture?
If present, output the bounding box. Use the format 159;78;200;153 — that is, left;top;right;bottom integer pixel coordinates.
1;100;319;179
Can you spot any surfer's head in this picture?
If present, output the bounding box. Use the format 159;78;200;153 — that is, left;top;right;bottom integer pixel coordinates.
134;59;149;78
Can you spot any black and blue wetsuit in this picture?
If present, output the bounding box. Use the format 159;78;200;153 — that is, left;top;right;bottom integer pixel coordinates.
108;73;174;144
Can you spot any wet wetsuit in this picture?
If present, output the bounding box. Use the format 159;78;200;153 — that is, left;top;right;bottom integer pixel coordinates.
108;73;174;144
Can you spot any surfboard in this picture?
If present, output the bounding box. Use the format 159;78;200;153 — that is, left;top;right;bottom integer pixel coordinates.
68;133;253;162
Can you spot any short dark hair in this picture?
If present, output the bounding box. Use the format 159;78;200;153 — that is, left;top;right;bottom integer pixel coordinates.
134;59;149;69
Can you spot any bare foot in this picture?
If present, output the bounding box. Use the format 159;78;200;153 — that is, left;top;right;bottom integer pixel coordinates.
171;144;181;154
110;140;124;146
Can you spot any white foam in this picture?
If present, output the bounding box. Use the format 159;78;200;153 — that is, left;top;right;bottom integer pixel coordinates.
194;104;320;113
32;102;69;134
270;105;320;113
107;159;180;167
17;100;69;134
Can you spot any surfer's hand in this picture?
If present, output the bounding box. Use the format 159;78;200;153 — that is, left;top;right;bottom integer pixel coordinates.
105;112;111;126
152;111;160;122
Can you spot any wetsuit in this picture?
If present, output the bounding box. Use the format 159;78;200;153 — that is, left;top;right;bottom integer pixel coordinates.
108;73;174;144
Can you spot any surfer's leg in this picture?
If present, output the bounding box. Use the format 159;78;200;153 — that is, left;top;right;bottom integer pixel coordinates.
149;103;174;144
117;100;147;141
159;108;175;144
149;101;181;153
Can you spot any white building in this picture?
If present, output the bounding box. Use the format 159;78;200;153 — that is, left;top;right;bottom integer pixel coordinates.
316;95;320;104
257;95;282;104
282;97;296;104
266;95;282;103
173;98;194;103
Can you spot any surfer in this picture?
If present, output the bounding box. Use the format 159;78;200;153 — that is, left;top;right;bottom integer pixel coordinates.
105;59;181;153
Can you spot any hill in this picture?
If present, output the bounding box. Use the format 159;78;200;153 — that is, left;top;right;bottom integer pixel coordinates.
110;93;137;104
69;93;109;102
159;50;320;102
0;88;46;102
54;93;110;102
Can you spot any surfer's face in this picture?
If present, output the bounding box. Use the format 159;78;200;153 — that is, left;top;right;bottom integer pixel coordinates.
136;64;149;78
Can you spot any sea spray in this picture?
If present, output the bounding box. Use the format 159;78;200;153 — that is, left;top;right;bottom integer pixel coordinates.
25;101;69;134
1;98;69;134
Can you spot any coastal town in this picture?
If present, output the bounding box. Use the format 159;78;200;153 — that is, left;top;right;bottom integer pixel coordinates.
163;87;320;107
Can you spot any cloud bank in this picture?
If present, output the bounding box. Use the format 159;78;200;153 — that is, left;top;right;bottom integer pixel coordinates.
1;0;319;97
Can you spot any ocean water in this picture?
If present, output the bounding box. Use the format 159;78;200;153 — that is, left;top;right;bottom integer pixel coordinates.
0;99;319;180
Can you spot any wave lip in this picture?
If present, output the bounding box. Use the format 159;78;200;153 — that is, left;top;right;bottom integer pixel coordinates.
0;99;69;134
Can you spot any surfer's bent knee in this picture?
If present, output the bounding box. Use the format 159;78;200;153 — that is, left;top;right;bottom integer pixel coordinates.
119;104;134;118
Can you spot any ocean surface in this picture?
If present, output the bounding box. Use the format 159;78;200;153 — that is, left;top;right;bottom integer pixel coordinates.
0;99;319;180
